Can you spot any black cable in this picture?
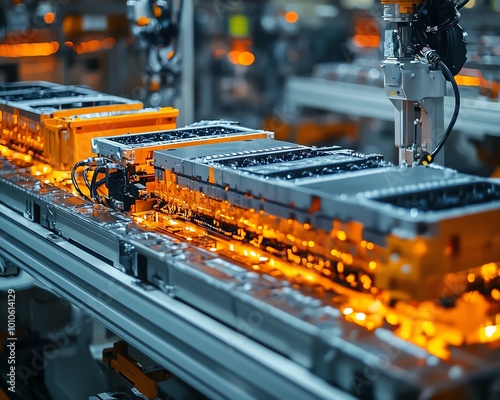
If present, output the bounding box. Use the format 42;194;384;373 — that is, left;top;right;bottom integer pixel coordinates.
417;0;430;17
96;178;107;189
419;58;461;165
87;171;106;192
71;161;92;201
94;177;108;203
456;0;470;10
414;0;460;33
83;166;92;189
435;12;461;32
90;166;107;200
413;0;462;52
431;59;460;158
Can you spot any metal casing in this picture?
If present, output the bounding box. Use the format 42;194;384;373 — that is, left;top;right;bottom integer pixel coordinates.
42;106;179;169
92;124;275;165
0;93;142;161
154;139;500;299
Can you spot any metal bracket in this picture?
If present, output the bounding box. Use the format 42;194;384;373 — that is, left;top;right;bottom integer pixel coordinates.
0;254;18;277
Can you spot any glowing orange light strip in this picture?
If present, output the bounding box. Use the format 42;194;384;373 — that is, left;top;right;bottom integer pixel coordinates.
455;75;481;87
352;34;381;48
0;42;59;58
74;37;116;54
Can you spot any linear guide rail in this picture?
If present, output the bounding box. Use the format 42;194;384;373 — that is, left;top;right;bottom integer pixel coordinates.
0;203;353;400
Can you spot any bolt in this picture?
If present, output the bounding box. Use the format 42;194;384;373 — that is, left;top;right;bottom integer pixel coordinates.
46;233;59;240
410;73;416;78
164;285;175;296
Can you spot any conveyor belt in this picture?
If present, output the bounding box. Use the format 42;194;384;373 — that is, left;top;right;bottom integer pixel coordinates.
0;203;354;400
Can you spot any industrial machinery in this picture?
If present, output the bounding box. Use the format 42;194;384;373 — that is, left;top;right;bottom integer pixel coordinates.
126;0;181;103
0;81;178;166
381;0;468;165
0;76;499;399
92;123;272;211
1;2;500;400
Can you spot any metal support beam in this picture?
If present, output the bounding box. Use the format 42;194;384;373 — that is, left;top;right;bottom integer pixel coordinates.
177;0;194;125
0;204;353;400
285;77;500;139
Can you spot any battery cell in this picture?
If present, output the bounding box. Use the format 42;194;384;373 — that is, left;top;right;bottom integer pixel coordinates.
92;124;274;165
43;107;179;170
0;94;142;161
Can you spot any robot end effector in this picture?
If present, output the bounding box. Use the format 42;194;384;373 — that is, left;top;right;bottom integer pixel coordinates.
127;0;181;101
381;0;468;166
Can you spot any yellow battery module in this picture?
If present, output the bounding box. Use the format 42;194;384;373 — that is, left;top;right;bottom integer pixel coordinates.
43;106;179;170
1;95;143;161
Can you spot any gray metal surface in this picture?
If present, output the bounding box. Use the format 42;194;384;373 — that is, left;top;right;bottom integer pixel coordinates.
13;94;142;121
284;76;500;138
0;269;35;291
0;81;65;92
92;124;274;164
1;154;500;399
0;85;98;103
154;140;500;237
178;0;194;126
383;59;446;165
0;86;102;119
152;137;500;302
0;202;353;400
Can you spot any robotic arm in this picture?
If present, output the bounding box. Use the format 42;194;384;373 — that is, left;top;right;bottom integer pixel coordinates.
127;0;182;105
381;0;467;165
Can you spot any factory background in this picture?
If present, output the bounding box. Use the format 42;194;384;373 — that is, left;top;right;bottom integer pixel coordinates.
0;1;500;399
2;0;499;175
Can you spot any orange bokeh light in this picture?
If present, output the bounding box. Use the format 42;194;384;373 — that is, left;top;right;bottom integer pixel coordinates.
455;75;481;87
352;34;381;48
0;42;59;58
44;12;56;24
238;51;255;66
285;11;299;24
228;51;239;65
74;37;116;54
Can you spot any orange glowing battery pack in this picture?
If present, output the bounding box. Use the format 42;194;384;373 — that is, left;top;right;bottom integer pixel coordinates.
43;106;179;170
1;94;143;160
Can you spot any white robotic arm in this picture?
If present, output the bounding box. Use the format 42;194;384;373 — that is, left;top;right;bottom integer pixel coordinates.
126;0;182;104
381;0;467;165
